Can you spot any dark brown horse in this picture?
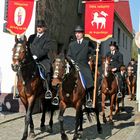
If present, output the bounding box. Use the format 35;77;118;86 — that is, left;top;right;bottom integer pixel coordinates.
126;65;136;101
101;57;119;123
52;55;102;140
11;35;55;140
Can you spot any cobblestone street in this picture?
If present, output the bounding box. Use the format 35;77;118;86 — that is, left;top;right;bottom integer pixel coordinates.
0;95;139;140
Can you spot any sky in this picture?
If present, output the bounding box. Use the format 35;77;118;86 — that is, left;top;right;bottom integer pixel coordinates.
129;0;140;32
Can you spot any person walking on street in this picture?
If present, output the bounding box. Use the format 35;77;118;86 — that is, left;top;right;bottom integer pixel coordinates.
67;25;95;108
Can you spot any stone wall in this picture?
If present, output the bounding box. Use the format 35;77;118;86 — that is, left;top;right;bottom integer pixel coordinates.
36;0;84;52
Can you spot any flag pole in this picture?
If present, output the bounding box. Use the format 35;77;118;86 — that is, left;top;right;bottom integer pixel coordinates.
93;40;100;108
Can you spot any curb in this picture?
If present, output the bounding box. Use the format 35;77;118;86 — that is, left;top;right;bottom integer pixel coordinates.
0;113;25;125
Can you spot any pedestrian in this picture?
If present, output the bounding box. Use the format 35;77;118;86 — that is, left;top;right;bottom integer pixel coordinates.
27;20;59;105
67;25;95;108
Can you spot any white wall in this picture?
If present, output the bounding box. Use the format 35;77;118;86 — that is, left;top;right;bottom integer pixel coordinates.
0;0;36;93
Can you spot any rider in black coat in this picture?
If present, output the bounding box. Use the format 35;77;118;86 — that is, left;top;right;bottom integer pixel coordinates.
67;25;95;108
27;20;59;105
106;41;124;73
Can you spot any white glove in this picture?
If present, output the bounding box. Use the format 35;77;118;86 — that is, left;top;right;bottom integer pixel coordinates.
33;55;37;60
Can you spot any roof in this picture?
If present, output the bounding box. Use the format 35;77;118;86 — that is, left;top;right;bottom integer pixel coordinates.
114;1;133;33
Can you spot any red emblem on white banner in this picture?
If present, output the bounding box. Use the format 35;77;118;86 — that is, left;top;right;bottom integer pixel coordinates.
6;0;34;35
85;1;114;41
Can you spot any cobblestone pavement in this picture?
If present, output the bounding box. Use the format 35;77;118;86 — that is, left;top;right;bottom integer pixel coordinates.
0;95;139;140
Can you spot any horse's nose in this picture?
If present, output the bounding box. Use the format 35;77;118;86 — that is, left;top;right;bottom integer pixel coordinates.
11;64;19;72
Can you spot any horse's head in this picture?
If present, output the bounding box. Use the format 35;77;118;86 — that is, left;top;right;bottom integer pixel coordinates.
11;35;27;72
52;55;66;86
127;65;134;76
102;56;111;77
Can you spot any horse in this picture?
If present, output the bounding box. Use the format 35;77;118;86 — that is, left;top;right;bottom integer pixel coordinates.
101;57;119;123
11;35;55;140
52;55;102;140
126;65;136;101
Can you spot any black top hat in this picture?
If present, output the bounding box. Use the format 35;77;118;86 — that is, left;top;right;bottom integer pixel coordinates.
109;41;118;48
74;25;84;32
36;20;46;27
109;41;117;47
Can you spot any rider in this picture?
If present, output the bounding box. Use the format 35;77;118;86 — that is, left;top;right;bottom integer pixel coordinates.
106;41;124;96
27;20;59;105
127;58;137;77
67;25;95;108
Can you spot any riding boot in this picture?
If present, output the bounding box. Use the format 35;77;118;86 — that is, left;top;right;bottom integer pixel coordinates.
86;87;93;108
44;73;52;99
52;85;59;106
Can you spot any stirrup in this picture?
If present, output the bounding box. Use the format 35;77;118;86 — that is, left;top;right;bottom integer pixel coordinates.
117;91;122;98
86;99;93;108
45;90;52;99
52;97;59;106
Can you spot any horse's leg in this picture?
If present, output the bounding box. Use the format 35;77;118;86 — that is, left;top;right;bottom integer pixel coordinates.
73;105;83;140
21;96;35;140
102;93;107;123
20;97;30;140
58;101;67;140
28;99;36;138
109;94;115;123
132;85;135;100
73;103;83;140
40;98;46;131
114;94;119;115
94;106;102;134
48;107;54;133
127;83;132;100
79;108;83;132
21;105;28;140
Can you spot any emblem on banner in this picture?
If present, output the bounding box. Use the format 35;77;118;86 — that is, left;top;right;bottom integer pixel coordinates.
91;11;108;29
14;7;25;26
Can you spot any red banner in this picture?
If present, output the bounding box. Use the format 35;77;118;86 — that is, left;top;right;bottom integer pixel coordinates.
85;1;114;41
6;0;34;35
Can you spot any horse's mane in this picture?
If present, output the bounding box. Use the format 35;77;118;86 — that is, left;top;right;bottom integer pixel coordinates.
62;57;79;93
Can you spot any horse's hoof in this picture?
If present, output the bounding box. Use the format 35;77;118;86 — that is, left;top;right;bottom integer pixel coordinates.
78;130;83;137
61;133;68;140
103;117;107;123
97;126;102;134
108;119;114;125
40;125;46;132
47;126;53;133
29;132;35;138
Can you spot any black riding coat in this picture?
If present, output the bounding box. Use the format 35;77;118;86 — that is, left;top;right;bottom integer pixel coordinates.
106;51;124;71
67;39;95;89
29;32;52;73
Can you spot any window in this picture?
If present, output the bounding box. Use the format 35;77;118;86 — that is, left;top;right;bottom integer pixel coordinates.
117;28;120;45
125;36;127;49
123;33;125;48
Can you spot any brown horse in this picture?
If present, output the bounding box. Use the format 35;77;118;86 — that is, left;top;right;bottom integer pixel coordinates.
101;57;119;123
11;35;55;140
126;65;136;101
52;55;102;140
